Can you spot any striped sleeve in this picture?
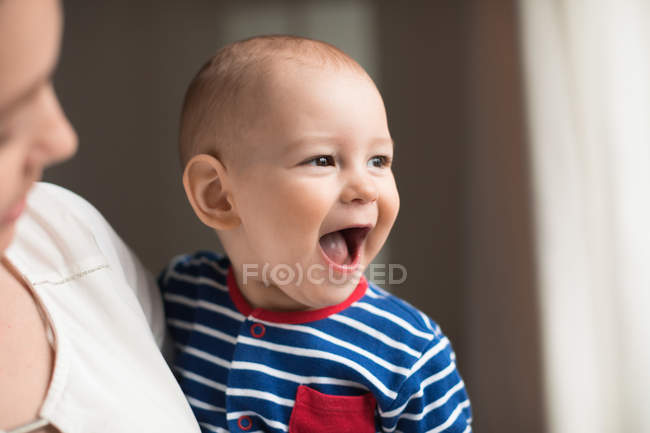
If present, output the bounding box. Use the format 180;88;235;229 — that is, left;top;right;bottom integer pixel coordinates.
157;256;184;361
379;333;472;433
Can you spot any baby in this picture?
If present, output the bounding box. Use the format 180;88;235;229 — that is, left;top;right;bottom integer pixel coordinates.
159;35;472;433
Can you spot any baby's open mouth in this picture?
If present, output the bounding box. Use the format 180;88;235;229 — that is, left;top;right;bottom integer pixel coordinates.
319;226;371;267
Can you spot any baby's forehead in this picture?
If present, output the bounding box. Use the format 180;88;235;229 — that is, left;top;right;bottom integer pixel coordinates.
233;59;333;116
247;58;372;111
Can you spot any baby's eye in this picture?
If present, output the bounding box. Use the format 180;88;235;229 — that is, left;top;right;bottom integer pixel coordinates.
368;155;391;168
306;155;335;167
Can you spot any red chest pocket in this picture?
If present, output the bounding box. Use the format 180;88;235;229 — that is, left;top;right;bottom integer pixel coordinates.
289;385;377;433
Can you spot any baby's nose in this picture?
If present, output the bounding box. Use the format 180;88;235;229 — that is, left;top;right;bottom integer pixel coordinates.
341;171;378;204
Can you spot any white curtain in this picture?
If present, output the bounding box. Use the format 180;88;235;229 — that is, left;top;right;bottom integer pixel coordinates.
519;1;650;432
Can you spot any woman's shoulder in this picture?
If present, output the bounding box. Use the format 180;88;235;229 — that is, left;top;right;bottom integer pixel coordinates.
7;186;202;433
8;183;124;279
28;182;102;219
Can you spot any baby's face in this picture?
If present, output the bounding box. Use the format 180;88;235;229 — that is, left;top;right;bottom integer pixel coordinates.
226;63;399;311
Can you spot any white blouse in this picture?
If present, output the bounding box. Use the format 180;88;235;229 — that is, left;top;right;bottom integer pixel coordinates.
5;183;200;433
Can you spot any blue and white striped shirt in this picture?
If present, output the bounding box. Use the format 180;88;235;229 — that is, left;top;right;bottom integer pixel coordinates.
159;251;472;433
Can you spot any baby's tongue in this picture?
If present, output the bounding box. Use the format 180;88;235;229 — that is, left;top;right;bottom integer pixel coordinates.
319;231;349;265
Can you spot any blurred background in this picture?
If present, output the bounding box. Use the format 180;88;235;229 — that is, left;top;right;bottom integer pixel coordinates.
46;1;650;432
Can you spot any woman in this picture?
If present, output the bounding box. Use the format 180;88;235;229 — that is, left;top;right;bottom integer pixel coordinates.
0;1;200;432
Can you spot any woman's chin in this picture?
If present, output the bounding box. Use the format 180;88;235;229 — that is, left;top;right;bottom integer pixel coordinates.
0;223;16;256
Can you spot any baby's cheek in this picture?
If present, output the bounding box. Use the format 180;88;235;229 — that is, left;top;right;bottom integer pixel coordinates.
247;180;326;258
367;183;398;253
379;179;400;227
275;178;331;224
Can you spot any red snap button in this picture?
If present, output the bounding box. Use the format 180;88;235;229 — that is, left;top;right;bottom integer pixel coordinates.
250;323;266;338
238;415;253;430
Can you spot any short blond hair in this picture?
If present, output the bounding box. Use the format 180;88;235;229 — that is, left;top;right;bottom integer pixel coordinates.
178;35;369;167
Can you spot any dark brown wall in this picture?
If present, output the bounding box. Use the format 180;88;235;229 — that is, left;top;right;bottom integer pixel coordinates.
463;1;545;431
50;1;229;271
376;0;468;368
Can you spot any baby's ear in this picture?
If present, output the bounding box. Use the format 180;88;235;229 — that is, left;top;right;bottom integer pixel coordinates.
183;154;241;230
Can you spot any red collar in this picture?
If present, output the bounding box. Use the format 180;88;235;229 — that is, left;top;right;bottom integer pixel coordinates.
227;267;368;324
